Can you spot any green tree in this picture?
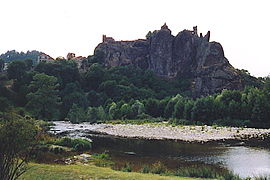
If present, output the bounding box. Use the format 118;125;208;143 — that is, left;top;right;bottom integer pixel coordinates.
108;102;122;120
86;107;99;123
0;112;38;180
164;94;183;118
7;60;27;80
219;89;242;105
0;97;10;112
144;98;159;117
35;60;80;89
83;63;104;91
131;100;145;118
67;104;86;123
183;100;194;120
26;73;61;120
120;103;133;119
191;96;215;124
24;59;33;70
87;90;107;107
173;100;185;119
96;106;107;121
60;83;88;118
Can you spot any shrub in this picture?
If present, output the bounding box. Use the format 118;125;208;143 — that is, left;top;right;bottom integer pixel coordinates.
54;137;91;151
140;165;151;173
92;153;110;160
150;161;167;174
121;163;132;172
92;153;113;167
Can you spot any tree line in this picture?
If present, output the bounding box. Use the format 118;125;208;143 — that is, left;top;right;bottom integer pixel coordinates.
0;57;269;128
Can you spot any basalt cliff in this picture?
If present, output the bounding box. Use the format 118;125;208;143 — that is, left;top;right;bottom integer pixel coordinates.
94;24;243;97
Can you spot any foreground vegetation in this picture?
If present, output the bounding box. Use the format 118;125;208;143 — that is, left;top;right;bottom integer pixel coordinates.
19;163;197;180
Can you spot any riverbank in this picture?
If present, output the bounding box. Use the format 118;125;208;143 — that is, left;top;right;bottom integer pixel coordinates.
19;163;197;180
51;121;270;142
93;123;270;142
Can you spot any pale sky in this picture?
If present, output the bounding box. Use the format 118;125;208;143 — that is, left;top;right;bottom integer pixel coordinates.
0;0;269;77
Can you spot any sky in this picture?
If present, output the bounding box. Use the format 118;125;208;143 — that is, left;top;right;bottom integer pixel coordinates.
0;0;269;77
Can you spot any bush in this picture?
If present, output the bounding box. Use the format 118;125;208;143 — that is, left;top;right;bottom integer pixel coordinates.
121;163;133;172
140;165;151;173
150;161;167;174
54;137;91;151
92;153;110;160
92;153;113;167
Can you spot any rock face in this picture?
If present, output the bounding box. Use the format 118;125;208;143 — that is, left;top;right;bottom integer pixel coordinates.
95;24;243;96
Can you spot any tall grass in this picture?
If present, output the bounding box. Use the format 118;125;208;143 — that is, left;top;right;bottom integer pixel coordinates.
175;166;241;179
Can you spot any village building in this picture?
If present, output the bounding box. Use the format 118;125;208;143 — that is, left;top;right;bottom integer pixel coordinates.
66;53;87;71
37;53;55;63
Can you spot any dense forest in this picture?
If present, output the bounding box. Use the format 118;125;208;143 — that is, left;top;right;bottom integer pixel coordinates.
0;55;269;128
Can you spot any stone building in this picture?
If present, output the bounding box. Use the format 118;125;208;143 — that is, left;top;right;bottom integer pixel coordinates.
37;53;55;63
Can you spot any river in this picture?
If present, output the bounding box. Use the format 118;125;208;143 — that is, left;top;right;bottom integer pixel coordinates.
51;121;270;178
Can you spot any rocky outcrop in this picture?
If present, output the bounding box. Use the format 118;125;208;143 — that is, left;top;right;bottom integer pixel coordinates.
94;24;243;96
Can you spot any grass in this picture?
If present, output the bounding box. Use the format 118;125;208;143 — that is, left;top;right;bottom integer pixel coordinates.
19;163;200;180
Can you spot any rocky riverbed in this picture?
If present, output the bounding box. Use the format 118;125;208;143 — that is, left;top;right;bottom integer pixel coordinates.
51;121;270;142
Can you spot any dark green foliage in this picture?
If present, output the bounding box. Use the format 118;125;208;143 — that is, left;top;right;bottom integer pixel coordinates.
7;60;28;80
54;137;91;151
173;100;185;119
86;106;107;123
149;161;167;174
60;83;88;118
263;76;270;91
140;165;151;173
121;163;133;172
92;153;110;160
83;63;104;91
0;112;38;180
144;98;160;117
0;97;10;112
191;96;215;124
2;56;270;128
26;73;61;120
131;100;145;118
35;60;81;89
164;94;183;118
67;104;86;123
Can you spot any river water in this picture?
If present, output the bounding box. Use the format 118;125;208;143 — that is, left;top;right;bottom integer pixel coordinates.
51;121;270;178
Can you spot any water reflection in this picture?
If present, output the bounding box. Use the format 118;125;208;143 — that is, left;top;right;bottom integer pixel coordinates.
224;147;270;177
89;135;270;178
51;122;270;178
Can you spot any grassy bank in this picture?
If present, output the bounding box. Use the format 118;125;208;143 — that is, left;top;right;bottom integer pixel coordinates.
19;163;199;180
